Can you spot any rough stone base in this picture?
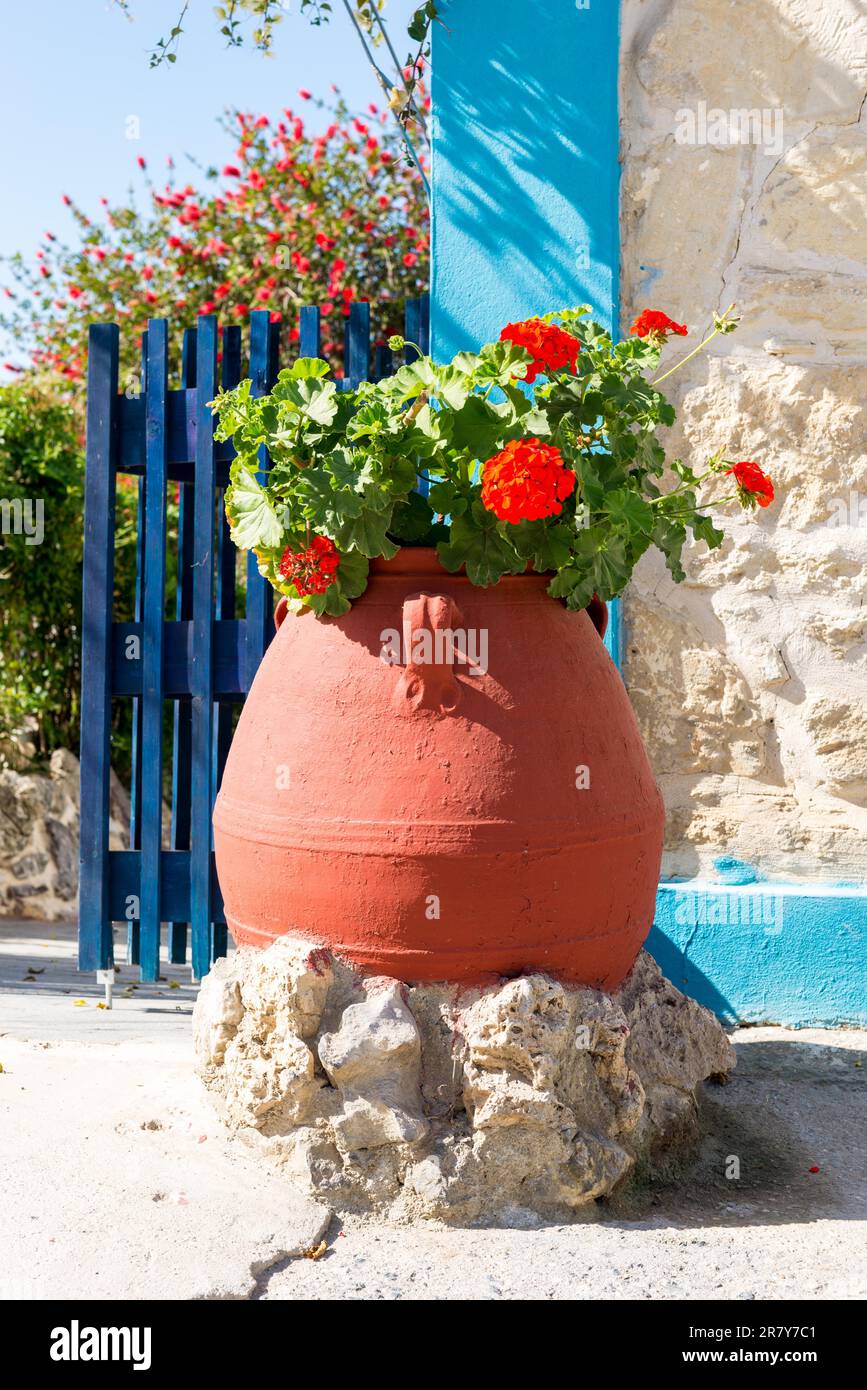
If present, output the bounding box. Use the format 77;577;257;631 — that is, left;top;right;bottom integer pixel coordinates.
193;939;735;1223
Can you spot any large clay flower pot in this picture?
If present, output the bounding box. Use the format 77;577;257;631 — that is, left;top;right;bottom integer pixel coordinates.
214;549;664;988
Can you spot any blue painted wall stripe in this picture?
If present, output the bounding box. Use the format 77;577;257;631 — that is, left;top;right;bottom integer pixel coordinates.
652;882;867;1027
431;0;620;358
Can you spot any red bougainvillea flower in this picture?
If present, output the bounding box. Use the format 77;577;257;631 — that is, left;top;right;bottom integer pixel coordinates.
279;535;341;597
481;438;577;523
629;309;688;340
727;460;775;508
499;317;581;383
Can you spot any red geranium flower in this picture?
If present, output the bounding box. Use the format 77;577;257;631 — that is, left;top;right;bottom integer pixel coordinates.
499;317;581;383
629;309;688;339
279;535;341;597
222;164;241;177
727;460;775;509
481;438;576;523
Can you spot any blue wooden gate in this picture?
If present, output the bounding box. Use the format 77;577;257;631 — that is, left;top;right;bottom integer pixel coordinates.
79;296;430;981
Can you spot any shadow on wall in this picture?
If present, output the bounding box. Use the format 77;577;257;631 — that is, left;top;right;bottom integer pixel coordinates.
648;924;736;1021
432;0;621;356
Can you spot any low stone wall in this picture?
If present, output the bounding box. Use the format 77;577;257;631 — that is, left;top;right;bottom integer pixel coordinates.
0;750;129;920
620;0;867;882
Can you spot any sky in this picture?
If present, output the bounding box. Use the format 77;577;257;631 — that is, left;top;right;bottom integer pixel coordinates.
0;0;419;272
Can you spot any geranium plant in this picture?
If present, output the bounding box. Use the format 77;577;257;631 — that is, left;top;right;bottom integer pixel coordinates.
211;304;774;617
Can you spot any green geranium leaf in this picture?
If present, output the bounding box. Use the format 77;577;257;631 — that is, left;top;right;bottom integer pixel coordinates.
509;519;573;573
690;513;725;550
272;376;338;427
428;479;468;517
225;466;285;550
389;490;435;542
547;564;597;611
603;488;655;537
282;357;331;381
448;396;507;458
437;508;524;587
653;516;687;583
475;340;530;386
332;505;398;559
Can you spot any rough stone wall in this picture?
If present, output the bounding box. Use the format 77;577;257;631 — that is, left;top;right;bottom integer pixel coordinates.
620;0;867;881
0;750;130;920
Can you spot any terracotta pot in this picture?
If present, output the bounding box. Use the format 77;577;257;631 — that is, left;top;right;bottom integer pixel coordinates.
214;548;664;988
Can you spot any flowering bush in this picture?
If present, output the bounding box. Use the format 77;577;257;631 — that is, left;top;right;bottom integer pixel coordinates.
211;304;774;617
1;97;429;394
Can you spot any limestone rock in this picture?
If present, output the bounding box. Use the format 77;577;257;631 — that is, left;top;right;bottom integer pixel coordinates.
194;937;735;1223
194;956;243;1067
319;979;428;1151
195;939;333;1132
803;697;867;803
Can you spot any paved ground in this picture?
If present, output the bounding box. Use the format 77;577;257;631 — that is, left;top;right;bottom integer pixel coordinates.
1;921;865;1300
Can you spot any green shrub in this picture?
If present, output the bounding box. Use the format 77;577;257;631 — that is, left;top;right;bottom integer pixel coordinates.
0;383;136;763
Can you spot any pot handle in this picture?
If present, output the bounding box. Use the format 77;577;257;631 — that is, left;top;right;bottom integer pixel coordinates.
393;593;464;717
585;593;608;640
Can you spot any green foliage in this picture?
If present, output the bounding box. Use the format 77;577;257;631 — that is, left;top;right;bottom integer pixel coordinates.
213;308;751;615
0;384;137;762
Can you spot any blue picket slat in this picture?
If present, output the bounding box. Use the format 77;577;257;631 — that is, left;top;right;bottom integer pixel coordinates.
139;319;170;981
80;297;428;981
405;294;430;496
167;327;198;965
344;301;371;388
79;323;120;972
128;332;151;965
243;311;276;693
214;326;241;815
404;298;421;364
127;336;147;966
374;343;394;381
190;316;219;979
418;292;431;355
299;305;321;358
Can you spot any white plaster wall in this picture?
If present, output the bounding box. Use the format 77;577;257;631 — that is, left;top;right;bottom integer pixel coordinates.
619;0;867;881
